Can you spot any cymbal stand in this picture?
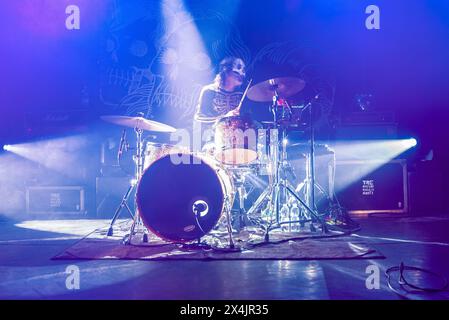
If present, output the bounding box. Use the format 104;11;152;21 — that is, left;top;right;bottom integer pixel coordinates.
306;98;317;211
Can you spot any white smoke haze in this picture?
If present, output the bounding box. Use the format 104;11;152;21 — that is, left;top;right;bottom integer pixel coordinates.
0;153;38;216
0;134;96;218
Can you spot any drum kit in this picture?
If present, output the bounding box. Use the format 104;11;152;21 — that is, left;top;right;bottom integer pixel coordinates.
101;76;333;249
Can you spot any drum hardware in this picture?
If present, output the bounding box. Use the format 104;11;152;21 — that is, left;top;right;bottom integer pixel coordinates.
223;195;236;249
294;93;329;214
236;183;247;230
228;168;255;231
307;97;317;212
101;115;178;244
245;78;328;235
106;125;145;243
292;150;335;205
287;142;354;229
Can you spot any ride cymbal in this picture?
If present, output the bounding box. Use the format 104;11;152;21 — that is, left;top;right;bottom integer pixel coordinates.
247;77;306;102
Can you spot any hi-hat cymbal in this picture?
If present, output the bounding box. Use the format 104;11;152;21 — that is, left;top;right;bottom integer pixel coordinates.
101;115;176;133
247;77;306;102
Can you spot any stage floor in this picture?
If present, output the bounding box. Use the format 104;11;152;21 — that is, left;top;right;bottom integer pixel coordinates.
1;215;449;300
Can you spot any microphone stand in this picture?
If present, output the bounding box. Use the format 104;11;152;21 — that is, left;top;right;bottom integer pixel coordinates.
107;124;147;244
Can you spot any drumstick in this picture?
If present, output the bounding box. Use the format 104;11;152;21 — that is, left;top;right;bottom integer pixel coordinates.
235;79;253;112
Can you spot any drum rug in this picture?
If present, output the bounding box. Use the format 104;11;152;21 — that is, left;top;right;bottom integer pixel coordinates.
53;220;384;260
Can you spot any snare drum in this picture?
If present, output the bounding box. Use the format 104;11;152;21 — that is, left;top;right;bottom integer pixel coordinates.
214;116;261;165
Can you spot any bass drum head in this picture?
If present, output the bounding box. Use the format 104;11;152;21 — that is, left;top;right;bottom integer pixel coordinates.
137;153;226;242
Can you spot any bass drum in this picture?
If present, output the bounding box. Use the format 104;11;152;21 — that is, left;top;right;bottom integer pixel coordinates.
137;153;233;242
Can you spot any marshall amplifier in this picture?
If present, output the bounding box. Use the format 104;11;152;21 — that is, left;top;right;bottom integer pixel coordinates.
24;110;89;135
334;159;408;214
26;186;86;215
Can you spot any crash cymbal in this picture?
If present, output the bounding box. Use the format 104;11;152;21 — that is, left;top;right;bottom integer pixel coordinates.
247;77;306;102
101;115;176;133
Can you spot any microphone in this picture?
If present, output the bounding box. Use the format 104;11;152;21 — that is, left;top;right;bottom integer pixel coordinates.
117;129;127;161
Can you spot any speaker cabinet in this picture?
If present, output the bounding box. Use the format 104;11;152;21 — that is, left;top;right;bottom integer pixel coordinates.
335;159;408;214
26;186;86;215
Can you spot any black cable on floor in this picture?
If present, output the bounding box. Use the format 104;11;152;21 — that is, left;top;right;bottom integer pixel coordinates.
386;262;448;297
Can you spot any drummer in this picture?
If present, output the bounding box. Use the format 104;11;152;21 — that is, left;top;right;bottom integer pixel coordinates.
194;56;246;124
194;57;247;153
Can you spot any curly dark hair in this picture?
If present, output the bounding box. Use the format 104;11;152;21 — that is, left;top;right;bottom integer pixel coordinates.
213;56;246;87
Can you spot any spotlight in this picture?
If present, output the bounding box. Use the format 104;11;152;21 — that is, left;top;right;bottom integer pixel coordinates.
333;138;419;192
401;138;417;148
3;145;12;151
0;135;89;179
